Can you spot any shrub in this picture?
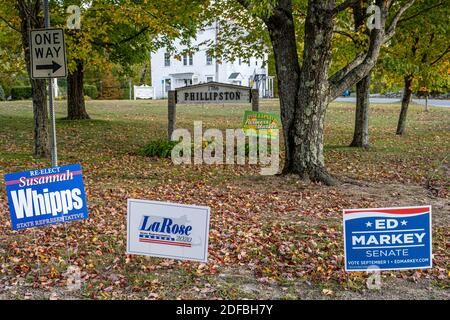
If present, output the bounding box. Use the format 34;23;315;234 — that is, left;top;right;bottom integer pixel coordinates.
11;86;32;100
138;138;273;159
0;85;5;101
244;140;272;156
138;139;179;158
83;85;98;99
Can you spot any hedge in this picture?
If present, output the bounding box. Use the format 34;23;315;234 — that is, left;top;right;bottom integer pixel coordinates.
11;86;32;100
84;85;98;99
0;85;5;101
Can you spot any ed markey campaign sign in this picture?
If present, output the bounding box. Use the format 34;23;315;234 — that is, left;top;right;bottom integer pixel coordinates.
30;28;67;79
343;206;432;271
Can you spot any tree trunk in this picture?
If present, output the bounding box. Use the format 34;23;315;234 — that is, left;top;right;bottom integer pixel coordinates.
17;0;50;158
246;0;401;185
291;1;336;185
350;73;371;147
265;0;336;184
396;75;413;135
350;1;370;148
264;0;300;173
67;60;90;120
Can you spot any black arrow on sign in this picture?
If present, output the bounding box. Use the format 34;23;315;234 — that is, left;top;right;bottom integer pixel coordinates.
36;60;62;73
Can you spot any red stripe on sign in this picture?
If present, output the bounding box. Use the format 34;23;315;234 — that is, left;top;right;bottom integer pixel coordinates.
139;239;192;247
5;170;82;186
344;207;430;215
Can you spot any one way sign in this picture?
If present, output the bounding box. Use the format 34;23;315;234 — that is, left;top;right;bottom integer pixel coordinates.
30;28;67;79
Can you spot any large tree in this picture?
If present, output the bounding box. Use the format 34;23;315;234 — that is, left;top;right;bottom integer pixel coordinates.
378;0;449;135
4;1;51;158
233;0;415;184
50;0;207;120
350;1;372;148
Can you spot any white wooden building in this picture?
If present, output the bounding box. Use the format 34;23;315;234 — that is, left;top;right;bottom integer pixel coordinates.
151;21;274;99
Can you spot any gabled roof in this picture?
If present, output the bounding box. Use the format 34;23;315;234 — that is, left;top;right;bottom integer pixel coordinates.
228;72;243;80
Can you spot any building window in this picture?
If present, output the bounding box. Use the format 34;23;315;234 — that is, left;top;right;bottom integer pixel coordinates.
183;54;193;66
238;58;242;65
164;53;170;67
164;79;171;93
206;76;214;82
255;60;258;66
206;55;213;65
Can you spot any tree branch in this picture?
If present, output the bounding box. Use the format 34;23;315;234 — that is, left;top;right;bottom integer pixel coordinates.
384;0;416;41
92;26;150;48
398;1;445;24
329;0;416;100
333;0;360;15
333;29;358;43
329;52;366;85
329;0;388;99
0;16;20;32
430;45;450;66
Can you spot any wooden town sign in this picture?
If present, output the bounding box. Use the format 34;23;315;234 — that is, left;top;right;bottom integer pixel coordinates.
175;82;251;104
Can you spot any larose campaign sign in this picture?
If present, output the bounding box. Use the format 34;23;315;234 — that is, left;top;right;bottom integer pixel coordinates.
4;164;88;230
344;206;432;271
127;199;210;262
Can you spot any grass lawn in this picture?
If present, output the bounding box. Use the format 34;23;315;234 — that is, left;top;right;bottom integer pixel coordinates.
0;99;448;299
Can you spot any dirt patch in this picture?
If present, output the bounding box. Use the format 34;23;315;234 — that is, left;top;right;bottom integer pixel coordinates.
338;277;449;300
235;174;449;225
211;267;450;300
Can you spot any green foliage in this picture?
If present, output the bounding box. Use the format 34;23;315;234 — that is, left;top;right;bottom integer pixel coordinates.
11;86;32;100
138;139;179;158
0;3;28;88
376;0;450;93
0;85;5;101
244;140;272;156
83;85;98;99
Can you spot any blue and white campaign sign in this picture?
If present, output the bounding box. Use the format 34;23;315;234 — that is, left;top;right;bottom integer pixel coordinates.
344;206;432;271
4;164;88;230
127;199;210;262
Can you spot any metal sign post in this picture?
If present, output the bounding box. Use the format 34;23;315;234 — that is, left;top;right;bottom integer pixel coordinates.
43;0;59;167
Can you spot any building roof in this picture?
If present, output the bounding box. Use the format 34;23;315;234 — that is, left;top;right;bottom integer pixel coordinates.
168;72;194;79
228;72;242;80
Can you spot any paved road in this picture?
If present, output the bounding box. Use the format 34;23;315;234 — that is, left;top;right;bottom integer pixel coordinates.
335;97;450;108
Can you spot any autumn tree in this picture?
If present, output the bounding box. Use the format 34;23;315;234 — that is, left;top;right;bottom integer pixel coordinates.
49;0;207;120
350;2;372;148
330;1;374;148
0;11;27;97
225;0;416;184
0;1;50;157
378;0;449;135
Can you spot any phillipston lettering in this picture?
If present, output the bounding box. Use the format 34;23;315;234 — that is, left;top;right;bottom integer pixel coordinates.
175;82;251;104
183;91;242;102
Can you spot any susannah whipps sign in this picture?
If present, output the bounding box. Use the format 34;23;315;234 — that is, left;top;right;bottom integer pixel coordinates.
127;199;210;262
176;82;251;104
4;164;88;230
